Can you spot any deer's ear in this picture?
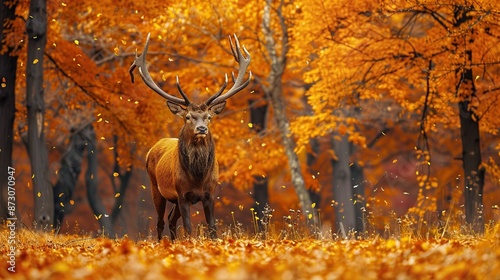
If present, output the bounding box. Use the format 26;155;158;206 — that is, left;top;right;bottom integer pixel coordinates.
167;101;187;118
209;101;226;116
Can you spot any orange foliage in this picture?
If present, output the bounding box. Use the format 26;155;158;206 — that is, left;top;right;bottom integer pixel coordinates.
4;0;500;235
290;0;500;224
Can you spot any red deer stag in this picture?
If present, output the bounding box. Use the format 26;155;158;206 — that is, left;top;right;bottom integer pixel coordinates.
129;34;251;240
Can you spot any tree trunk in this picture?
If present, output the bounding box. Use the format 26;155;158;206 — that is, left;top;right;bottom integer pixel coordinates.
249;98;269;229
306;138;321;203
307;138;321;229
262;0;313;225
26;0;53;230
0;0;18;222
53;128;87;229
458;51;484;233
110;135;133;226
84;126;113;236
252;176;269;231
350;162;366;234
452;5;484;234
269;83;314;223
331;135;356;235
137;171;150;238
459;99;484;233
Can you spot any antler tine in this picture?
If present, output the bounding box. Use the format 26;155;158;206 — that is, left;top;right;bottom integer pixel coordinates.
204;74;228;106
205;34;251;106
129;33;189;106
229;35;239;62
176;76;191;104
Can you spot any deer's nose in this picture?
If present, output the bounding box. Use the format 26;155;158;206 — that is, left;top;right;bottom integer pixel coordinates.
196;126;208;134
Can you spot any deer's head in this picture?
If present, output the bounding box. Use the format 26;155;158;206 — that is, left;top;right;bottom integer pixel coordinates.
129;34;251;140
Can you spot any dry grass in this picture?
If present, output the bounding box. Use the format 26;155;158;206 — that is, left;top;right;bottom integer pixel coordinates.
1;223;499;280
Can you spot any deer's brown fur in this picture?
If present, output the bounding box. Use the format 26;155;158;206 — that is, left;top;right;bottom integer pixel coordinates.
130;34;251;240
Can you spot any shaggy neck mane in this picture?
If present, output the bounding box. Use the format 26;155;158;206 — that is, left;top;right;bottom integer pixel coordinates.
178;128;215;184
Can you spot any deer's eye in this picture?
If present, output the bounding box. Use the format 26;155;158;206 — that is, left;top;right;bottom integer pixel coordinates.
185;115;191;120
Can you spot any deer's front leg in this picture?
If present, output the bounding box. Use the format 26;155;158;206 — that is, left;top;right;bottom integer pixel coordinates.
178;196;192;237
203;192;217;239
168;204;181;240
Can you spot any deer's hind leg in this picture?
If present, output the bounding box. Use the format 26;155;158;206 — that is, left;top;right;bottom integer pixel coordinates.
151;181;167;240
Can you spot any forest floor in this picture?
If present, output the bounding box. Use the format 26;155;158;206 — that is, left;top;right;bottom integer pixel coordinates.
1;227;499;279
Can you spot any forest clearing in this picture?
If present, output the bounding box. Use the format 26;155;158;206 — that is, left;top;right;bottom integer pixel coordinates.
1;227;500;279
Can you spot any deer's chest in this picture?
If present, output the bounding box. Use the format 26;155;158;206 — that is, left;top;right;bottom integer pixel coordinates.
179;144;216;185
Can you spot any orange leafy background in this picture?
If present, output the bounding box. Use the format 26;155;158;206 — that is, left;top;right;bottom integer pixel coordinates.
1;0;500;277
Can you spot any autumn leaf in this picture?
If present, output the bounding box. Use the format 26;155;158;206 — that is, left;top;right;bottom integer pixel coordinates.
1;229;499;279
